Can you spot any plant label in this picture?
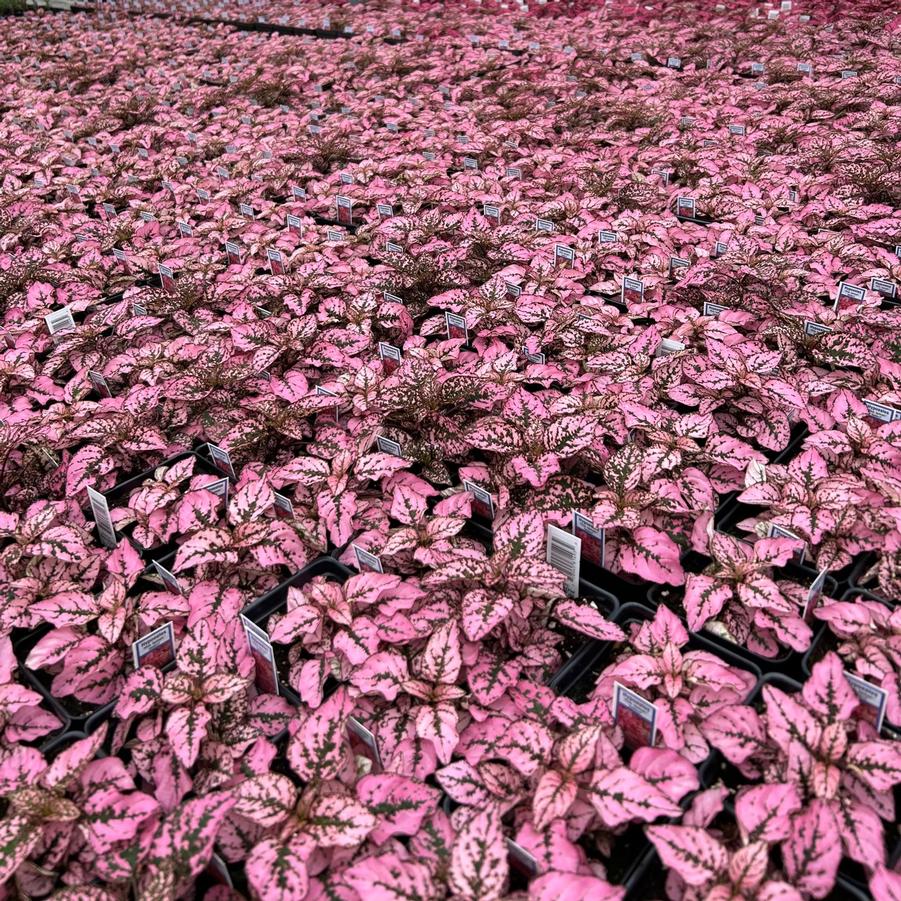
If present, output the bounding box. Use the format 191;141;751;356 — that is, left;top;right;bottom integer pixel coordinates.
506;283;522;299
523;347;546;364
657;338;687;356
327;228;343;242
751;62;765;74
132;622;177;669
272;491;294;521
196;188;211;202
598;230;617;243
463;157;478;170
347;716;383;771
832;281;865;311
376;436;403;458
507;839;539;878
728;124;746;136
239;203;254;219
291;185;307;200
286;214;302;236
177;220;193;237
622;276;645;306
88;370;112;398
506;167;522;179
377;202;394;219
315;385;340;422
225;241;241;265
767;523;807;565
87;486;118;549
546;524;580;597
483;202;500;223
703;301;728;317
152;559;185;595
804;321;832;336
614;682;658;748
572;512;605;568
378;342;402;375
802;567;829;622
353;544;384;573
204;478;230;509
870;278;896;299
241;616;279;695
667;56;681;69
676;197;696;218
845;672;887;733
798;62;812;75
535;218;554;232
554;244;575;266
670;256;690;274
102;202;117;218
462;479;495;521
132;301;148;317
385;241;404;254
339;172;354;185
267;248;285;276
446;312;468;342
44;306;76;337
205;443;236;479
862;399;899;424
112;248;128;264
712;241;729;259
384;292;403;305
158;264;175;292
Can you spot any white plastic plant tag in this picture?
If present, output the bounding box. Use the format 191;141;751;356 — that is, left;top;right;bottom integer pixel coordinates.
378;342;402;375
376;436;403;458
206;443;236;479
614;682;658;748
463;157;478;170
196;188;210;202
832;281;865;311
554;244;575;266
240;615;279;695
377;202;393;219
384;292;403;305
546;524;580;597
87;487;118;549
177;220;193;237
507;839;539;878
845;672;887;733
462;479;494;520
676;197;696;218
703;301;728;317
339;171;354;184
152;559;185;595
267;248;285;276
335;194;354;225
535;218;554;232
506;166;522;179
667;56;681;68
670;256;690;274
767;523;807;565
483;202;500;222
204;478;230;509
239;203;254;219
870;278;897;299
132;301;148;317
353;544;384;573
802;567;829;623
798;62;812;75
286;214;302;236
44;305;75;338
523;347;546;365
132;622;176;669
88;370;112;398
572;512;604;568
291;185;307;199
803;321;832;336
158;264;175;292
506;283;522;299
728;124;746;136
225;241;241;265
598;230;617;243
327;229;343;242
272;492;294;521
862;399;898;424
621;276;645;306
657;338;686;357
446;312;468;342
385;241;403;254
347;716;383;771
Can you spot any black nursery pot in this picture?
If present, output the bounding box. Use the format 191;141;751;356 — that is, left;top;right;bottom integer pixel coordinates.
848;552;895;608
242;555;353;707
647;565;835;678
